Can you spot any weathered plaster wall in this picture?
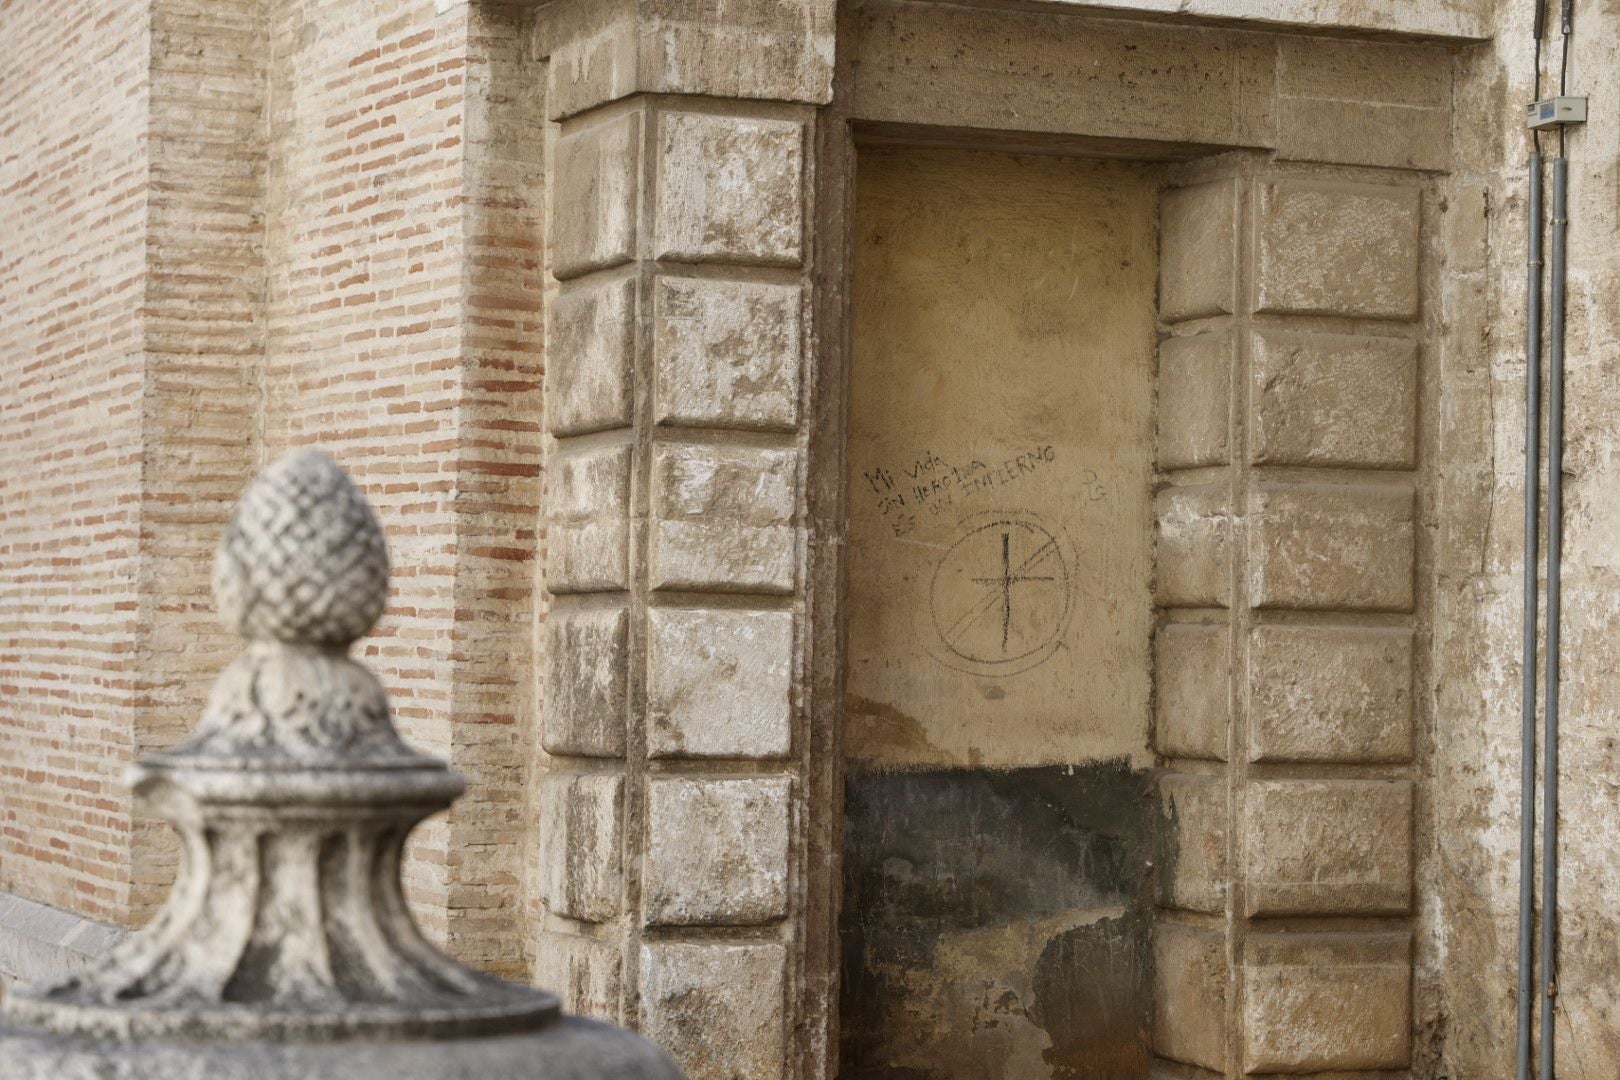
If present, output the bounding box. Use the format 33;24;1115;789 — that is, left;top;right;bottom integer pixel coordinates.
845;148;1158;770
840;147;1159;1075
1433;0;1620;1074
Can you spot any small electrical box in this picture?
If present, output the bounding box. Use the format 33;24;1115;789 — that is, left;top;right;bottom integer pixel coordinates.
1527;97;1588;130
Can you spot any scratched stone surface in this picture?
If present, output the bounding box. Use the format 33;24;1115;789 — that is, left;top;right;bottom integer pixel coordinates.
844;147;1157;770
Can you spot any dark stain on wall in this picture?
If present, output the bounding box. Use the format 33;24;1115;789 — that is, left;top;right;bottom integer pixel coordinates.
839;762;1153;1078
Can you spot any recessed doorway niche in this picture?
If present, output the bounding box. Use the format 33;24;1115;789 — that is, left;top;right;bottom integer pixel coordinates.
839;146;1160;1077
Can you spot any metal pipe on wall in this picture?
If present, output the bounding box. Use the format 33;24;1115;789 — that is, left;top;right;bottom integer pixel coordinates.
1541;151;1568;1080
1516;148;1543;1080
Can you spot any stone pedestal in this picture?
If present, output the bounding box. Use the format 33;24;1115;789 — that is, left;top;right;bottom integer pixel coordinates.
0;450;682;1080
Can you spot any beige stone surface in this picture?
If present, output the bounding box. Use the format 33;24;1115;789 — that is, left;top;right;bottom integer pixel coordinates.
538;773;624;923
655;113;804;267
1277;97;1452;173
844;148;1157;769
643;777;792;925
1155;486;1232;609
553;111;640;279
1248;624;1413;763
1254;180;1422;320
542;606;630;758
1182;0;1486;37
1152;923;1227;1071
1248;482;1414;611
647;608;793;759
1157;774;1227;913
1243;932;1412;1072
639;942;787;1080
653;276;802;431
648;443;798;593
1160;180;1238;323
542;0;835;120
1154;622;1230;761
1158;331;1233;469
850;3;1276;150
547;444;632;593
1273;36;1453;170
1250;330;1418;468
1244;779;1414;916
549;276;636;437
534;931;623;1021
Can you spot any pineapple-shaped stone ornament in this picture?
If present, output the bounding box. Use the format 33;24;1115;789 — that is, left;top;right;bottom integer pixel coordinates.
0;449;683;1079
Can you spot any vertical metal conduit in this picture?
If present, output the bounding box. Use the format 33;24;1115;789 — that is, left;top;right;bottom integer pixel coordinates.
1516;149;1542;1080
1541;152;1568;1080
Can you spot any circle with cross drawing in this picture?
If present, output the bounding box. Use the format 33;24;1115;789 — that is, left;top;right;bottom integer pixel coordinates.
926;510;1074;678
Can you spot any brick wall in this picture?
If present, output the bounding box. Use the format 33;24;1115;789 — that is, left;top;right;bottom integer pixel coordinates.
1;0;543;976
256;0;541;973
134;0;269;919
0;0;152;926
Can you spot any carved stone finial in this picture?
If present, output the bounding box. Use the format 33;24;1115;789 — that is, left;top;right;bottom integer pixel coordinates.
0;449;683;1079
212;449;389;647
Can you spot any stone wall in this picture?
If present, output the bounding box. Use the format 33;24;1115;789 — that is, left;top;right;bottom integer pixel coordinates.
1153;158;1429;1077
530;1;830;1063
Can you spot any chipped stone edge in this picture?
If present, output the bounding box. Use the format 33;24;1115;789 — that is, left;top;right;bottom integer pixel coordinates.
0;891;124;988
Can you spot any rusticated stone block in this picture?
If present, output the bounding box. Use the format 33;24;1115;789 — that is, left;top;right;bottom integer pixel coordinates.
1255;181;1421;320
640;942;786;1080
648;608;793;759
1157;773;1227;913
1160;180;1237;322
1249;483;1414;611
1155;622;1230;760
1251;330;1417;468
650;443;797;593
533;930;623;1021
537;773;623;923
655;113;803;266
1243;932;1412;1072
1155;486;1230;608
554;112;640;279
549;276;636;437
547;444;632;593
1249;625;1414;763
1244;779;1413;916
644;776;791;925
545;2;834;120
541;606;628;757
653;276;802;431
1158;331;1232;469
1152;923;1227;1071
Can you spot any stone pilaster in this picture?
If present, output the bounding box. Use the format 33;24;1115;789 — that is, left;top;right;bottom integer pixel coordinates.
535;5;829;1076
1154;165;1423;1076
